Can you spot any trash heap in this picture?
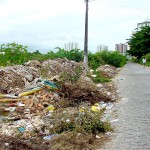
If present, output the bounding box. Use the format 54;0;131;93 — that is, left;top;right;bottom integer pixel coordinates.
97;64;118;78
24;58;83;78
0;58;83;94
0;65;40;94
0;59;118;150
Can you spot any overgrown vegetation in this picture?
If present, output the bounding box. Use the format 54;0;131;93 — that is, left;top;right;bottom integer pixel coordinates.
47;108;111;134
88;50;127;69
59;66;83;83
0;43;127;69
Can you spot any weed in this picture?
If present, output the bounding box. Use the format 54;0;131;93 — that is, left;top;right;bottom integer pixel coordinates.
60;66;82;83
88;70;111;83
45;107;112;135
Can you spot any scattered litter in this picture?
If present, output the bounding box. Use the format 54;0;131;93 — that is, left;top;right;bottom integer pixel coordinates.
96;135;101;139
91;103;101;112
0;98;29;102
66;119;70;123
4;107;16;112
4;143;9;146
99;101;107;109
91;74;97;78
42;80;58;89
0;94;18;99
17;102;25;107
19;87;43;97
18;127;26;132
79;107;86;113
43;134;58;140
106;102;114;110
47;105;55;112
110;119;119;123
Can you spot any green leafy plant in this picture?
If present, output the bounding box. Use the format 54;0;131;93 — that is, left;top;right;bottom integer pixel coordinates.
88;52;104;69
88;50;127;69
0;42;28;66
54;47;84;62
107;51;127;67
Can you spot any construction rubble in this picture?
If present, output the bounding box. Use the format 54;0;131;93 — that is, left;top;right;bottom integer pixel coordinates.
0;58;118;150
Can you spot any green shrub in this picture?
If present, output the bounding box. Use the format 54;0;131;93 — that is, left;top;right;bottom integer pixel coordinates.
107;51;127;67
88;52;104;69
145;53;150;62
146;62;150;67
27;48;84;63
54;47;84;62
0;42;28;66
88;50;127;69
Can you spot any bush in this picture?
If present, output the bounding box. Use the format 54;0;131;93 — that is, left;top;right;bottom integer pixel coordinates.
54;47;84;62
0;42;28;66
88;50;127;69
88;52;104;69
107;51;127;67
145;53;150;62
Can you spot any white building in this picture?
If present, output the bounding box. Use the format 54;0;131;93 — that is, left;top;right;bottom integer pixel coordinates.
97;44;108;52
64;42;79;50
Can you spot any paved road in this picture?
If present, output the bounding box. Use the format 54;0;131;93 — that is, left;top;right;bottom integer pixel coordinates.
99;62;150;150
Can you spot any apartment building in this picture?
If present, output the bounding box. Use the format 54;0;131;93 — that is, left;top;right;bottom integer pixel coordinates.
115;43;128;55
64;42;79;50
97;44;108;52
137;20;150;31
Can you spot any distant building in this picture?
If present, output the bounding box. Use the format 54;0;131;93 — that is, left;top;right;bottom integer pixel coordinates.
64;42;78;50
97;44;108;52
115;43;129;55
137;20;150;31
132;20;150;33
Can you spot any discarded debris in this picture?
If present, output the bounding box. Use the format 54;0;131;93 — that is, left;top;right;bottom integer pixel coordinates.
0;59;119;150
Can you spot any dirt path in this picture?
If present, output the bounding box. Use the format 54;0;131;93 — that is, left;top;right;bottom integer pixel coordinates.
99;62;150;150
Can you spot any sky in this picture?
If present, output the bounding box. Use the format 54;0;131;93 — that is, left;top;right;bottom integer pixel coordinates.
0;0;150;53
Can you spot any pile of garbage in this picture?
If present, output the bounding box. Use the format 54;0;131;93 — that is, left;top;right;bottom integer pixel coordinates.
24;58;83;78
97;64;118;78
0;58;118;149
0;58;83;94
0;65;40;94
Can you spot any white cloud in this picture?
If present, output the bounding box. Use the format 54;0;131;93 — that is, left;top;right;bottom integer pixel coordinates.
0;0;150;53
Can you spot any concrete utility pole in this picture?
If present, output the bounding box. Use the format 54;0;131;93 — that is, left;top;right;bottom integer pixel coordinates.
84;0;89;75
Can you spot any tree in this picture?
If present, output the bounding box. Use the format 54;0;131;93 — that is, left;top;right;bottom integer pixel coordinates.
127;26;150;59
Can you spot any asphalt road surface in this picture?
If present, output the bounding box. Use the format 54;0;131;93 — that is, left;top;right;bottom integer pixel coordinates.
99;62;150;150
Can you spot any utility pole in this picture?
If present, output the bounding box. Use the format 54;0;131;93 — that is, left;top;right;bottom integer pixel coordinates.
84;0;89;75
